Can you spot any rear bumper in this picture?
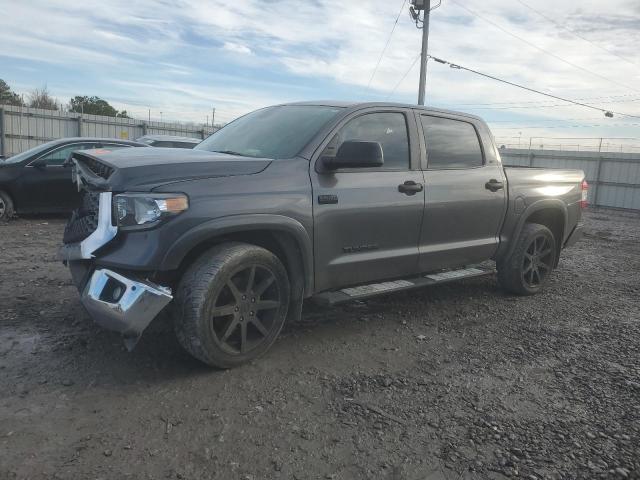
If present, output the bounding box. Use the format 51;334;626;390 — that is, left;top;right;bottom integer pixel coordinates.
564;223;584;248
80;268;172;349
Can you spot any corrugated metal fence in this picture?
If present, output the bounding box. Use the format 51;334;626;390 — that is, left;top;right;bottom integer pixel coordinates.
500;148;640;211
2;108;638;211
0;105;216;157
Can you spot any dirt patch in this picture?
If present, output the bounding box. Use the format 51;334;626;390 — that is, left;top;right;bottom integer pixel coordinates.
1;209;639;479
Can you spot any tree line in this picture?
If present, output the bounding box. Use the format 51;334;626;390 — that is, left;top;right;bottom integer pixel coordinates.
0;78;130;118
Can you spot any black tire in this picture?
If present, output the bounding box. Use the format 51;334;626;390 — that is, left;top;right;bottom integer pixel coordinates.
498;223;557;296
173;242;290;368
0;190;14;221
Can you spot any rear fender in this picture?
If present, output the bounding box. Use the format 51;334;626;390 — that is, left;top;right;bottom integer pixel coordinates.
497;199;568;264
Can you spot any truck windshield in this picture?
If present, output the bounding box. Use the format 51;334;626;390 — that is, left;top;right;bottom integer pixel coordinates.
195;105;343;159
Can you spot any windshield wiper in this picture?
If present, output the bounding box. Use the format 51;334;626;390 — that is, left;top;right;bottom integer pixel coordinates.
211;150;248;157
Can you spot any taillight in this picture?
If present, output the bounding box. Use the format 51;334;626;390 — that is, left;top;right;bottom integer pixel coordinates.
580;180;589;208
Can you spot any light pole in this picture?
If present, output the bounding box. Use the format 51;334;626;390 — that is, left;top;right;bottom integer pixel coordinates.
410;0;432;105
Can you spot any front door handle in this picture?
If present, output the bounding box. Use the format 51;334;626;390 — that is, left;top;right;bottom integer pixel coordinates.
398;180;424;195
485;179;504;192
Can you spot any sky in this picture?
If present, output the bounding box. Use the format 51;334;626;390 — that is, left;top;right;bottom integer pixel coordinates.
1;0;640;147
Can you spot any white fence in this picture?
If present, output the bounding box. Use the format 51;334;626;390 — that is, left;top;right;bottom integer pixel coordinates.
0;105;217;157
500;148;640;211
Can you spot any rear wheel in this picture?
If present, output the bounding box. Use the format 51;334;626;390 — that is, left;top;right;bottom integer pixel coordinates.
173;242;290;368
0;191;14;221
498;223;557;295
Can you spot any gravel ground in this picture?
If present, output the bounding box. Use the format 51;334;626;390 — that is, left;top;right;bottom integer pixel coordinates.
0;208;639;480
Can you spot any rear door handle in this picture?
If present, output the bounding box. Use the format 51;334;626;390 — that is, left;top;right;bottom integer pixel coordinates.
398;180;424;195
485;179;504;192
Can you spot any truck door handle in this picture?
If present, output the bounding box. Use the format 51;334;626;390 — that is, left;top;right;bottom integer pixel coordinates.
398;181;423;195
485;179;504;192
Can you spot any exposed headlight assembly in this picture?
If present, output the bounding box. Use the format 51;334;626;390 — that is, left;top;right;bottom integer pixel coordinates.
113;193;188;229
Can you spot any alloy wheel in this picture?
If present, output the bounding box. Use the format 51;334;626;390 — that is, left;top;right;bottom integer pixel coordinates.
522;235;553;288
208;264;282;355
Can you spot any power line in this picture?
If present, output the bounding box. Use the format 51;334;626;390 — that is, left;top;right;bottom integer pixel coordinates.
445;93;640;108
449;0;640;94
488;117;612;123
451;99;640;111
367;0;407;90
428;55;640;119
386;52;422;99
514;0;639;68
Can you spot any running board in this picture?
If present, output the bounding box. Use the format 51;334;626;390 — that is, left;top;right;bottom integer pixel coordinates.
313;264;495;306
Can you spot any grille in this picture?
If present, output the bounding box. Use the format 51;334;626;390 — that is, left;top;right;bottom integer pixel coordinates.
63;192;101;244
80;157;114;179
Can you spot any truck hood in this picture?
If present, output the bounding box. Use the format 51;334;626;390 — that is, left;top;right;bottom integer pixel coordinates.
71;147;272;191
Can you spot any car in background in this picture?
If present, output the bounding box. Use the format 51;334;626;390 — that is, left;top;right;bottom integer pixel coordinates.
136;135;201;149
0;137;147;220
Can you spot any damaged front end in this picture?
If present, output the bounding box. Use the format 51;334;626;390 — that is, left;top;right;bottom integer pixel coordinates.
59;152;173;349
82;269;172;350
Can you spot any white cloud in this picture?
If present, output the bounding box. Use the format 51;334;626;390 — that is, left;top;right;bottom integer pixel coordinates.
222;42;252;55
0;0;639;139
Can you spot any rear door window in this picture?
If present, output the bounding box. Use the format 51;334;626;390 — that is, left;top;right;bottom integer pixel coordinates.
37;143;97;166
99;143;135;152
421;116;483;169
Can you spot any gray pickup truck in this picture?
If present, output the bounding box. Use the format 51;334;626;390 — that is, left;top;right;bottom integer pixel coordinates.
60;102;586;368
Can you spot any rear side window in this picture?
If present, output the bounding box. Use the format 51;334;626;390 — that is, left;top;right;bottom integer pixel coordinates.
172;142;196;149
324;112;410;170
37;143;96;165
100;144;134;151
421;116;483;169
149;141;195;148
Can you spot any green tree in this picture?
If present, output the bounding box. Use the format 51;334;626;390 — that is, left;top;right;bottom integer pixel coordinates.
69;95;129;118
28;85;58;110
0;79;24;106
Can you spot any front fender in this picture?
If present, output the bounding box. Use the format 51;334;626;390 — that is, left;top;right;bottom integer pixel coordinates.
161;213;314;292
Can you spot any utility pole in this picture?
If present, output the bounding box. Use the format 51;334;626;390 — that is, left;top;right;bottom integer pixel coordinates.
410;0;432;105
212;108;215;127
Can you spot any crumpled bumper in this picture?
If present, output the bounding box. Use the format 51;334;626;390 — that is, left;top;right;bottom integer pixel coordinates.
81;268;173;350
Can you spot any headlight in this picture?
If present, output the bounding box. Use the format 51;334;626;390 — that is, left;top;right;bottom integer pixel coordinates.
113;193;188;229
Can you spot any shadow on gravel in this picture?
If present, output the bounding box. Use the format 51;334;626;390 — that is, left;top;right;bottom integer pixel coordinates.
4;275;504;394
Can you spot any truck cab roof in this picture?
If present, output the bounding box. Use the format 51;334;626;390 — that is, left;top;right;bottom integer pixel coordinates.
281;101;484;122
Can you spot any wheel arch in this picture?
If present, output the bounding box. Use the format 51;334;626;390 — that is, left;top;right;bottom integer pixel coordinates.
162;214;313;299
501;200;568;267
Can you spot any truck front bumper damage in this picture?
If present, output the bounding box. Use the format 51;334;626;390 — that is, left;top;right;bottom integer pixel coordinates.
81;268;173;350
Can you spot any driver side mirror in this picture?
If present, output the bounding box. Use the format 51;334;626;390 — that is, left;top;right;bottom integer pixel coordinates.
30;158;48;168
322;141;384;170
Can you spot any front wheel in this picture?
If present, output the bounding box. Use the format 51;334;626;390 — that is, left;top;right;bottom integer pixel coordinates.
173;242;290;368
498;223;557;296
0;190;14;221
